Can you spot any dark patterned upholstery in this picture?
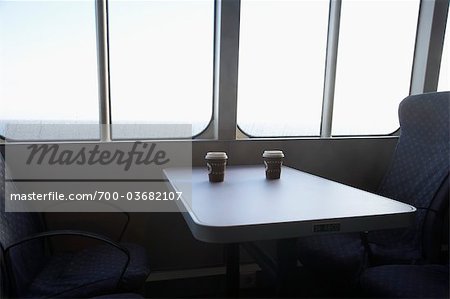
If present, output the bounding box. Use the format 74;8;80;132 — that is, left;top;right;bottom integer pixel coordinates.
422;175;449;263
369;92;450;264
1;243;8;299
119;244;150;291
0;154;47;298
297;92;450;284
297;233;367;281
0;154;150;298
26;244;149;298
360;264;449;298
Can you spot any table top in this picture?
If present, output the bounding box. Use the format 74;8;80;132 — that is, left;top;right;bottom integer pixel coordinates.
163;165;416;243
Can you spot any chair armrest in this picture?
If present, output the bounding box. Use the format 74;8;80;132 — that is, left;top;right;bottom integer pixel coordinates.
117;211;130;242
4;230;130;291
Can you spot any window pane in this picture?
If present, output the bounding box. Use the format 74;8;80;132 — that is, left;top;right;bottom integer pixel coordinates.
108;0;214;138
332;0;419;135
237;0;329;137
438;17;449;91
0;0;99;139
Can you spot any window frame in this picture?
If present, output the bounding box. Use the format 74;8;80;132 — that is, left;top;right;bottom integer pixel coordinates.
98;0;216;141
236;0;423;139
1;0;448;143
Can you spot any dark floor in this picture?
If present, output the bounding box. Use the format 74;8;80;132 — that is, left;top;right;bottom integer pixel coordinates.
143;267;362;298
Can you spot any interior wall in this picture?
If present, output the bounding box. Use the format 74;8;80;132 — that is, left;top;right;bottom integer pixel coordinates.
1;137;398;270
192;137;398;191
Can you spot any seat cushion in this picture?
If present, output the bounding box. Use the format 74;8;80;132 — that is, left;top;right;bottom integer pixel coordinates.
26;243;150;298
119;243;150;291
360;264;449;298
297;233;367;280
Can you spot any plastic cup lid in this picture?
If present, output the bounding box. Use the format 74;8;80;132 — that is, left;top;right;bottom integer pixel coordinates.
262;150;284;158
205;152;228;159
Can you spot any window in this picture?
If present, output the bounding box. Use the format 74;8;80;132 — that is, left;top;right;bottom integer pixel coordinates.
0;0;99;139
108;0;214;138
438;17;449;91
332;0;419;135
237;0;329;137
0;0;437;141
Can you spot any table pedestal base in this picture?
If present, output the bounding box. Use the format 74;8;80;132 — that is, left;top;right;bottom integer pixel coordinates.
225;243;240;297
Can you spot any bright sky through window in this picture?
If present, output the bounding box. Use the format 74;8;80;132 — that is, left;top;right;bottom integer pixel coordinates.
332;0;419;135
237;0;329;137
0;0;99;127
108;0;214;137
0;0;433;139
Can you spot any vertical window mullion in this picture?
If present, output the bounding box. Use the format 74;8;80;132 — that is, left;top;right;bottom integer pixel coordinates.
214;0;240;140
320;0;341;138
410;0;449;94
95;0;112;141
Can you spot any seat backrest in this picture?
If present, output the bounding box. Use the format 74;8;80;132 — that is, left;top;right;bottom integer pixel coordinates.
422;174;449;263
0;243;6;299
368;91;450;264
0;154;46;297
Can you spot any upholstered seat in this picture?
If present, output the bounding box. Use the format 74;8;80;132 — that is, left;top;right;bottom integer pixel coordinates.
297;92;450;288
360;264;449;298
0;154;150;298
23;243;148;298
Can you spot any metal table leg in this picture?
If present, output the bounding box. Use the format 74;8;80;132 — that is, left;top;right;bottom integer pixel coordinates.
225;243;240;297
276;238;298;296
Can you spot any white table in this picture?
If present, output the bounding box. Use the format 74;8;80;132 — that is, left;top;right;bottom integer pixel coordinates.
163;165;416;295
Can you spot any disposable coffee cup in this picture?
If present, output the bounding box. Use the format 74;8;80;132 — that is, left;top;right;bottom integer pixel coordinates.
205;152;228;182
262;150;284;180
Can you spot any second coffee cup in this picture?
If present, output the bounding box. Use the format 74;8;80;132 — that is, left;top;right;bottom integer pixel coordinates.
263;150;284;179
